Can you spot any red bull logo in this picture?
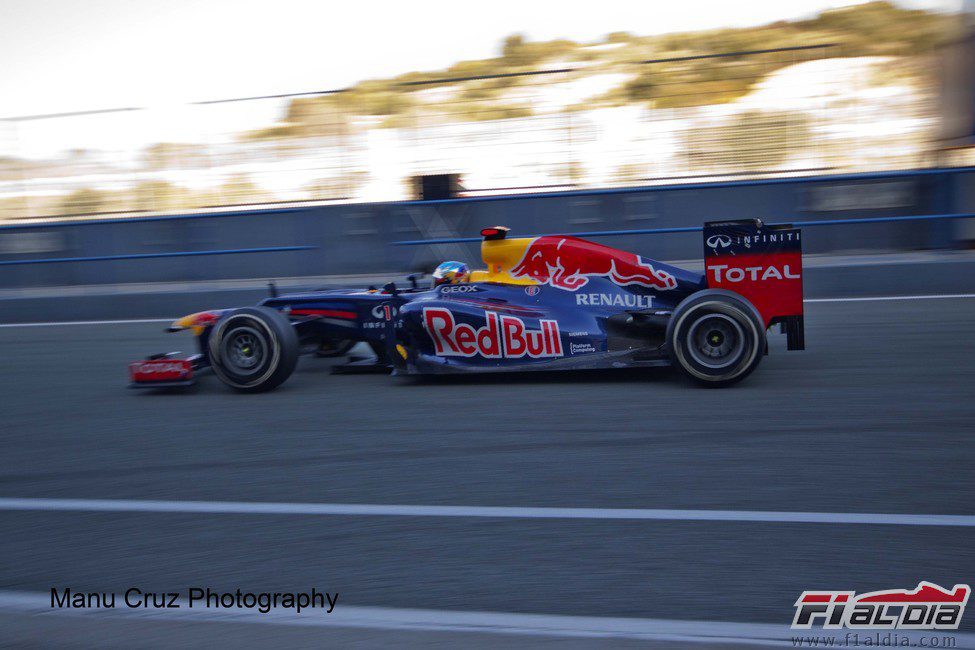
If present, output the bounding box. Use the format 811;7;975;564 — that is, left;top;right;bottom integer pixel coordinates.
423;308;562;359
509;236;676;291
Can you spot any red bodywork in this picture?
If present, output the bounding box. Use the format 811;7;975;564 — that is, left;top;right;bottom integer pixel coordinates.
510;236;677;291
129;359;194;383
703;223;804;328
706;250;803;326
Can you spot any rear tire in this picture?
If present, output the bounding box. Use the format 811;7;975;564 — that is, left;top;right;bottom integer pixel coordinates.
209;307;299;392
666;290;765;387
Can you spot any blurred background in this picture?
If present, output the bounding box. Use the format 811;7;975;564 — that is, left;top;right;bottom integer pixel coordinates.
1;0;974;307
2;2;975;648
0;0;972;219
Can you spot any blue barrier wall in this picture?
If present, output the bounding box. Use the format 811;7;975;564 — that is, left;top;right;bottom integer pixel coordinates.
1;167;973;289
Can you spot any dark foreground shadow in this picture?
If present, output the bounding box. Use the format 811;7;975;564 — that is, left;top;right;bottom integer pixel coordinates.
400;365;677;386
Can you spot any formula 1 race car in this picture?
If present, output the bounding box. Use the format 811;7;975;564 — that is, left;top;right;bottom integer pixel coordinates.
128;219;804;392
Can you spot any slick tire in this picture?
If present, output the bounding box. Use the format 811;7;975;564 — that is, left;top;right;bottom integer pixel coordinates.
209;307;299;393
666;290;765;387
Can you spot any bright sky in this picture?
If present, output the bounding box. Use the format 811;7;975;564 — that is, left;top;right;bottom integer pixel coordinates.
0;0;961;119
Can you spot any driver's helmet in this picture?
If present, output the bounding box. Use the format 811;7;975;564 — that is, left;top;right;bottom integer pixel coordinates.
432;261;470;287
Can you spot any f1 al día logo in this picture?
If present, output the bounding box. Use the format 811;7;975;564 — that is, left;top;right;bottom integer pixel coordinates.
792;582;970;630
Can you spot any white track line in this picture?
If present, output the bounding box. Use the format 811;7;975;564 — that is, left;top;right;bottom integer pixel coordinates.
804;293;975;303
0;590;812;646
0;318;173;328
2;591;973;647
0;498;971;527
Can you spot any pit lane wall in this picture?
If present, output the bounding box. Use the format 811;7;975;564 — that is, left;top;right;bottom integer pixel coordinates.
1;167;974;291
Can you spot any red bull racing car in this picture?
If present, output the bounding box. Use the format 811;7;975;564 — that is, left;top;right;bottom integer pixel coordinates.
128;219;804;392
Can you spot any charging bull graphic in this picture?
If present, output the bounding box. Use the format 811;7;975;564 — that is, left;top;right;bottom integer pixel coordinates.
510;236;676;291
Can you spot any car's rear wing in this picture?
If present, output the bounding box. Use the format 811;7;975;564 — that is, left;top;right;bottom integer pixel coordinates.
703;219;804;350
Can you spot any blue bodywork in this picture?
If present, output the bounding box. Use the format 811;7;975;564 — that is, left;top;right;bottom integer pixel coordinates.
257;259;704;374
133;220;802;390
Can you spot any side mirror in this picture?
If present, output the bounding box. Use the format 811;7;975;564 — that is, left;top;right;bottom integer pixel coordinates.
383;282;400;297
407;274;420;290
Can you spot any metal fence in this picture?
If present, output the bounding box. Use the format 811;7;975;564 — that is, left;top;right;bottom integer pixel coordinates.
0;44;941;223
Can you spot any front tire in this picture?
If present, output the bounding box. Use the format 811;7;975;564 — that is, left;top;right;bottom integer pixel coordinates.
209;307;299;392
666;290;765;387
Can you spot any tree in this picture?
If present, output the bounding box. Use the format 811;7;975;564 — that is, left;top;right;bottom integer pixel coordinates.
142;143;208;170
683;110;811;172
502;34;527;64
59;188;107;216
220;174;270;205
132;180;185;212
606;31;634;44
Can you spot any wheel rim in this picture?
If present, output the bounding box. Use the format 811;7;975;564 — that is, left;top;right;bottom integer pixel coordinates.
685;313;745;369
221;326;267;375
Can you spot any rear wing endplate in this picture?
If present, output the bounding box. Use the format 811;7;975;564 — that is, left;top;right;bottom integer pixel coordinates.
703;219;804;350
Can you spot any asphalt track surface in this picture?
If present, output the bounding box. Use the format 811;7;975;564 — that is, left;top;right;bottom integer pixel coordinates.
1;297;974;646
